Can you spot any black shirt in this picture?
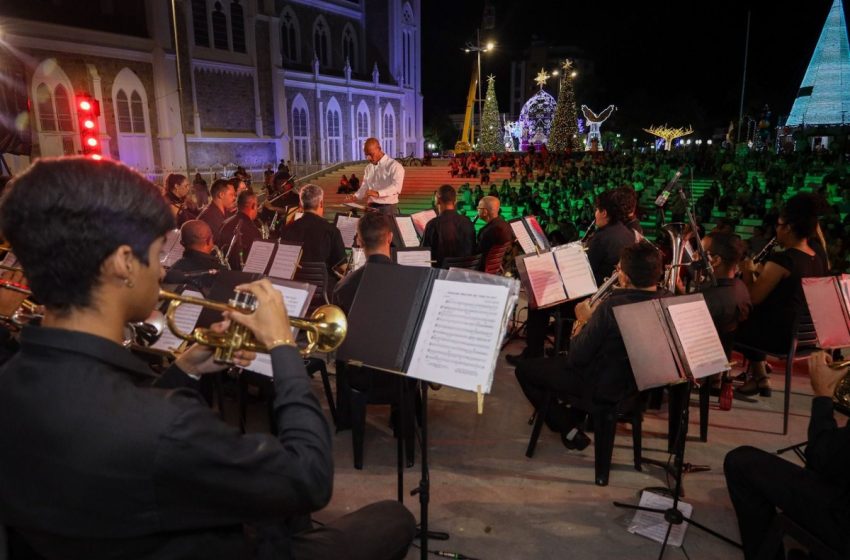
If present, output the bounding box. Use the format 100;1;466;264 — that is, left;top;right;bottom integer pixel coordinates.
587;222;636;285
163;248;226;295
0;326;332;559
421;209;476;268
332;254;394;314
761;247;828;325
279;212;346;277
702;277;752;334
197;204;228;243
215;212;262;271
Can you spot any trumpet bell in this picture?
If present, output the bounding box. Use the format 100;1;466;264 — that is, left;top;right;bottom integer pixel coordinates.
299;304;348;354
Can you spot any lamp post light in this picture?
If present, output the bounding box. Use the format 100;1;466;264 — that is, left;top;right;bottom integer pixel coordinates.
464;34;495;147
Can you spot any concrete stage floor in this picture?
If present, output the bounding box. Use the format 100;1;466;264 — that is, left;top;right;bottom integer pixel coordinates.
241;338;819;560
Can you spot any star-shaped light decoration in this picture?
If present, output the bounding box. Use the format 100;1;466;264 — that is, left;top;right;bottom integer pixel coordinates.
487;74;496;85
534;68;549;89
561;59;573;74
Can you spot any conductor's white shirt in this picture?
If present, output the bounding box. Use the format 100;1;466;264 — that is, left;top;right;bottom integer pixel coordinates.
356;154;405;205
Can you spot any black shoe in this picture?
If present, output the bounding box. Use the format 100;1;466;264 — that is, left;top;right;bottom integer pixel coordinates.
736;377;771;397
561;429;591;451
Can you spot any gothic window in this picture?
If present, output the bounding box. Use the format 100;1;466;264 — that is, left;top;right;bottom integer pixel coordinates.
313;17;330;67
281;9;299;62
116;90;132;132
212;1;228;50
32;59;78;156
291;97;310;163
53;85;74;132
342;25;357;70
356;102;370;146
192;0;209;47
230;0;245;53
382;108;395;157
35;84;56;132
326;102;342;163
112;68;154;170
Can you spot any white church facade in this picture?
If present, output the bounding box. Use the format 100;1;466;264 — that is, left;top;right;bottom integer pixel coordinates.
1;0;423;176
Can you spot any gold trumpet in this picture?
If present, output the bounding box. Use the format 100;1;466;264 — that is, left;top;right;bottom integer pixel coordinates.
159;288;347;364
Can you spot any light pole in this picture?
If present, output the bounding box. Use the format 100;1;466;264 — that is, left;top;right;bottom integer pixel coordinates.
464;33;494;148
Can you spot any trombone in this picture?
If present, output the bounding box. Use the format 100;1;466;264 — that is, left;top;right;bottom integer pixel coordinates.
159;288;347;364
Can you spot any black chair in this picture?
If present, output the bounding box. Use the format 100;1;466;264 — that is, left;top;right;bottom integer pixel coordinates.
293;260;330;313
756;513;845;560
734;311;818;435
441;254;482;270
525;390;643;486
483;242;513;275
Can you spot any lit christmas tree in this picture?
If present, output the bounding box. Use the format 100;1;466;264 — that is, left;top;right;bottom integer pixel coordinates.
548;60;582;152
477;74;502;152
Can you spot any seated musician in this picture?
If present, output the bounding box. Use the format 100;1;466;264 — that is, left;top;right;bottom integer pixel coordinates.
0;157;415;560
422;184;476;268
724;351;850;559
263;171;300;232
507;190;635;364
164;172;190;220
332;213;403;430
197;178;236;239
699;232;752;352
612;185;643;237
279;184;347;282
475;195;513;267
514;242;664;450
216;190;262;271
163;219;227;294
736;193;828;397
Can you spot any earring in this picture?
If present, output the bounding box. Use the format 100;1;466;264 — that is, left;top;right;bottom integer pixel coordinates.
125;278;135;288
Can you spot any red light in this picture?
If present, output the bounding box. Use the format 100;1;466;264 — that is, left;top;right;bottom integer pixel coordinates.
90;154;103;161
79;100;92;111
83;119;95;129
86;137;98;147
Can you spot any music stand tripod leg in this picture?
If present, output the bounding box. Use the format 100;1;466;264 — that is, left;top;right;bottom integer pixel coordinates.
613;380;740;558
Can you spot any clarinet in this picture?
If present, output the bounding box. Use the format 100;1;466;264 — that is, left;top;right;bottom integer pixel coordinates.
752;236;777;264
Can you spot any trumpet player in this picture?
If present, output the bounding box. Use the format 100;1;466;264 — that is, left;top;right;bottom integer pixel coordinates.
724;351;850;559
0;157;414;560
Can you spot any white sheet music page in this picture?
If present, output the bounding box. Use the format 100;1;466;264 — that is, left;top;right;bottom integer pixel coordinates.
395;216;421;248
351;248;367;271
522;253;567;308
553;243;597;299
665;300;728;379
406;280;510;393
241;241;276;274
159;229;182;267
342;202;366;212
627;491;693;547
840;274;850;319
246;283;310;377
268;244;301;280
336;215;360;248
410;209;437;237
396;250;432;267
510;221;536;254
151;290;204;353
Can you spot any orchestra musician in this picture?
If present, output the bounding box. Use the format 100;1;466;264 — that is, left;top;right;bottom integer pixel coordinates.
422;184;476;268
279;184;347;281
216;190;263;271
475;195;513;265
197;178;237;240
347;137;404;216
724;351;850;559
0;157;416;560
514;242;665;450
263;171;300;231
164;173;190;220
163;219;227;294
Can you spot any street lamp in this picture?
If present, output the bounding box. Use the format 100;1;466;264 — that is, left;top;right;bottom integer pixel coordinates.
464;34;495;147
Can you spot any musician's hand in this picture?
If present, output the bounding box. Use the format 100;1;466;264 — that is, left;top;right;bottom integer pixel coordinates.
175;320;257;375
740;257;755;274
575;300;594;323
226;279;293;348
808;351;845;397
345;193;358;201
366;189;380;198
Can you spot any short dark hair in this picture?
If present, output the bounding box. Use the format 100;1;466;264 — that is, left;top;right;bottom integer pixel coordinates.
705;232;745;265
612;186;637;219
595;190;624;223
357;212;391;250
227;176;244;191
0;157;173;313
436;184;457;204
165;173;187;193
237;190;257;210
210;178;233;199
781;193;823;239
620;241;661;288
273;171;291;190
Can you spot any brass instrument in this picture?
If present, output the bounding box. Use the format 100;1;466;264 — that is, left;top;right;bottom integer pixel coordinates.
212;246;231;271
752;236;778;265
829;358;850;411
570;271;619;338
124;310;166;348
662;222;693;293
159;288;348;363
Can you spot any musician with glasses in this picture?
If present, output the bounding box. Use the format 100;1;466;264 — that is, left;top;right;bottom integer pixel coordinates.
515;242;664;450
475;195;512;264
724;351;850;560
0;157;415;560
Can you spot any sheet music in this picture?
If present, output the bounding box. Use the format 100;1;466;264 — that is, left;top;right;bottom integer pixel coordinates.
406;280;510;393
510;221;536;254
524;216;549;251
294;212;304;221
521;253;567;307
627;491;693;547
351;247;366;271
336;215;360;248
1;252;18;268
268;244;301;280
151;290;204;353
241;241;276;274
396;250;432;267
665;300;729;379
159;229;183;267
553;243;597;299
410;209;437;237
840;275;850;317
395;216;420;248
244;283;310;377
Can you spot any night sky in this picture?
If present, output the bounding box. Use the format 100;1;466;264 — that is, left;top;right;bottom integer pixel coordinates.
421;0;839;138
